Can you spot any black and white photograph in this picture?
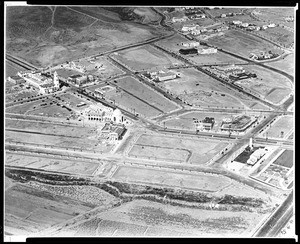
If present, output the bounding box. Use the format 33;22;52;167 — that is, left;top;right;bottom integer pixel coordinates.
3;2;296;240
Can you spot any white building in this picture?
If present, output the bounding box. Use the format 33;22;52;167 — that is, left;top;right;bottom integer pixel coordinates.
198;47;218;54
181;41;200;48
152;70;178;82
182;24;198;32
172;16;188;22
241;23;249;27
233;20;242;25
268;23;276;28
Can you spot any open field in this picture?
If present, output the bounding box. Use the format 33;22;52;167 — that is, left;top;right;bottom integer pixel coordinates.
5;118;96;139
55;199;266;237
233;64;293;104
26;104;73;118
130;133;228;165
110;45;184;72
5;183;95;236
128;145;190;162
105;87;162;118
168;18;216;32
260;115;293;139
55;91;94;112
5;152;100;176
6;99;51;114
114;76;179;113
5;60;27;78
5;130;113;153
258;26;294;47
133;7;162;24
78;57;125;80
253;8;294;29
6;6;163;67
266;53;294;75
160;68;258;109
207;29;283;58
163;111;244;131
273;150;293;168
112;166;231;192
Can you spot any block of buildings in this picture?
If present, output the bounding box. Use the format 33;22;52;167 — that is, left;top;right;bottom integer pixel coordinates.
182;24;198;32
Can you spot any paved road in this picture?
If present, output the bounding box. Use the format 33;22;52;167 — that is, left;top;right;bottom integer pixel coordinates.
255;192;293;237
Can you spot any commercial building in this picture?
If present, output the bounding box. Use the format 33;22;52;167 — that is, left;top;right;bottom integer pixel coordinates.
196;117;215;130
99;123;126;141
247;148;266;165
229;72;257;81
20;71;59;94
198;47;218;54
179;48;198;55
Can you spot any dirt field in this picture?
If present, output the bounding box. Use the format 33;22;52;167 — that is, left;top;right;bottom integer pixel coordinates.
160;68;256;109
54;199;267;237
112;166;232;192
5;130;113;153
273;150;293;168
207;29;283;58
5;183;94;236
253;8;294;28
6;6;163;67
128;145;190;162
233;65;293;104
114;76;179;113
132;134;228;165
260;115;293;139
5;152;101;176
266;53;294;75
111;45;184;72
5;118;96;138
258;26;294;47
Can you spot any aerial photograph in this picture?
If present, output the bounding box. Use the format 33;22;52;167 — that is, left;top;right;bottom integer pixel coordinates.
4;3;296;240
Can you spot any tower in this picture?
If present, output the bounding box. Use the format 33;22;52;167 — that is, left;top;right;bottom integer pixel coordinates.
53;71;59;88
249;137;253;150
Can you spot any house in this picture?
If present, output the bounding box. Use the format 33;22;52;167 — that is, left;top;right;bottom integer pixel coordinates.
241;23;249;28
268;23;276;28
69;74;88;86
220;14;227;18
232;20;242;25
198;47;217;54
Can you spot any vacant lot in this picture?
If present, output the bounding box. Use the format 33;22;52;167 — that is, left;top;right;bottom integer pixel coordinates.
6;130;113;153
6;99;48;114
6;6;163;67
6;88;39;104
114;76;179;113
5;152;101;176
258;26;294;47
273;150;293;168
112;166;231;192
161;68;256;109
207;29;283;58
5;118;96;138
111;45;184;72
132;134;228;165
105;87;162;118
54;199;267;237
233;65;293;104
5;183;94;236
254;8;294;28
266;53;294;75
260;115;293;139
128;144;190;162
